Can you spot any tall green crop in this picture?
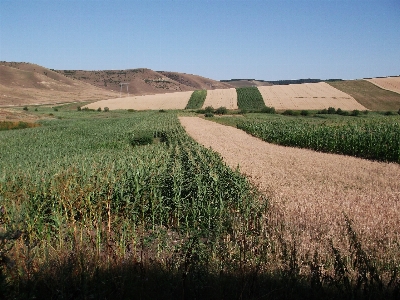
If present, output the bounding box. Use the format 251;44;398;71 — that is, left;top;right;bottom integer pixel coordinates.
185;89;207;109
237;118;400;163
236;87;266;110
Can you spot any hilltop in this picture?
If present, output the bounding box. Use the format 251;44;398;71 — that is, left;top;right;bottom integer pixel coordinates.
54;68;234;96
0;62;119;106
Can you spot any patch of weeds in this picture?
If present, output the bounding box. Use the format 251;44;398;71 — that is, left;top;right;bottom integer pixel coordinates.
129;131;154;146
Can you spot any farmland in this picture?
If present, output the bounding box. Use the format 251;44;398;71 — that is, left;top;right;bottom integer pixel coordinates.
257;82;367;111
202;88;238;110
236;87;266;110
328;79;400;111
365;76;400;94
185;89;207;109
84;91;193;110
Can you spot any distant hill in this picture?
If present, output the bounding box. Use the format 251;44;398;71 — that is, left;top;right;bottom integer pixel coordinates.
54;68;234;96
220;79;272;88
221;78;344;87
0;62;118;106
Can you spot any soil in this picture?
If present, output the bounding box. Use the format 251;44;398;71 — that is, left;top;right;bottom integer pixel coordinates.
179;116;400;260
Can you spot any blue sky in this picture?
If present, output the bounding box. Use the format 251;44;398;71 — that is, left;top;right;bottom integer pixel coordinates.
1;0;399;80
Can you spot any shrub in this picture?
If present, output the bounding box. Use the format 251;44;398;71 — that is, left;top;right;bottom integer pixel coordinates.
104;107;109;112
384;111;395;116
204;112;214;118
159;109;166;113
204;106;215;113
318;109;328;114
129;131;153;146
300;110;309;116
363;110;369;115
53;107;58;112
261;106;276;114
351;110;360;116
77;106;82;111
398;108;400;115
215;107;228;115
97;107;102;112
23;106;28;111
34;108;38;112
327;107;336;114
282;110;300;116
127;109;135;112
336;108;343;115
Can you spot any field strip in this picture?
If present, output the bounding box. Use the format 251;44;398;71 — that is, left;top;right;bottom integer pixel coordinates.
202;88;238;109
365;77;400;94
257;82;367;110
84;91;193;110
179;116;400;257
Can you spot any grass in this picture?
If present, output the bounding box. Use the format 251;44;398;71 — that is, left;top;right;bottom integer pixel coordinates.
328;80;400;111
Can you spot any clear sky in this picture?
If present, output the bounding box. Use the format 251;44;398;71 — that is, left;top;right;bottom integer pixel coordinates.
1;0;399;80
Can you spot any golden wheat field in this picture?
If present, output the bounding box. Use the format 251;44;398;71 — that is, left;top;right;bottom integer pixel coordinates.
257;82;367;110
84;91;193;110
202;88;238;109
365;76;400;94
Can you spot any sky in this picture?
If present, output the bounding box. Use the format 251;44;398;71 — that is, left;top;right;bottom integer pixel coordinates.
1;0;399;81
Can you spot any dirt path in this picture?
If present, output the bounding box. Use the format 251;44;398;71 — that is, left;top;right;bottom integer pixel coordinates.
179;117;400;259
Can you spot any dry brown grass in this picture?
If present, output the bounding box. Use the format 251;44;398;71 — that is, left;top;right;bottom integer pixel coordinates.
365;76;400;94
328;79;400;111
179;116;400;264
257;82;367;111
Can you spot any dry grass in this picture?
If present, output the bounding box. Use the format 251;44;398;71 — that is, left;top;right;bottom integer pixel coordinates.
257;82;367;111
202;88;238;109
328;80;400;111
84;91;193;110
179;116;400;263
365;76;400;95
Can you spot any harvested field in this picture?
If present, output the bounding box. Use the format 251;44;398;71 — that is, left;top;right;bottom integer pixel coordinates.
328;79;400;111
84;91;193;110
365;76;400;94
202;88;238;109
257;82;367;110
179;116;400;262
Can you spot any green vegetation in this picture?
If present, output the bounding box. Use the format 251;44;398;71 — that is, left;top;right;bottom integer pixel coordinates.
237;117;400;163
236;87;266;110
185;89;207;109
1;108;399;298
0;121;39;131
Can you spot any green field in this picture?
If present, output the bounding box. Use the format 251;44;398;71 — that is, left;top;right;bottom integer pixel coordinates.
236;87;266;111
185;89;207;109
1;107;399;298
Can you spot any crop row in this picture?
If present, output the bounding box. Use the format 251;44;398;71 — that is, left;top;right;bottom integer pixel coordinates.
236;87;266;110
0;112;264;290
237;118;400;163
185;89;207;109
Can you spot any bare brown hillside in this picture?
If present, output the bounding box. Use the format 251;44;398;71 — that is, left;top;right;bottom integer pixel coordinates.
55;68;234;96
0;62;118;106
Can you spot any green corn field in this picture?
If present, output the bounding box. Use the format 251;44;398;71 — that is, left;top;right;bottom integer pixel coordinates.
185;89;207;109
237;117;400;162
236;87;266;111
